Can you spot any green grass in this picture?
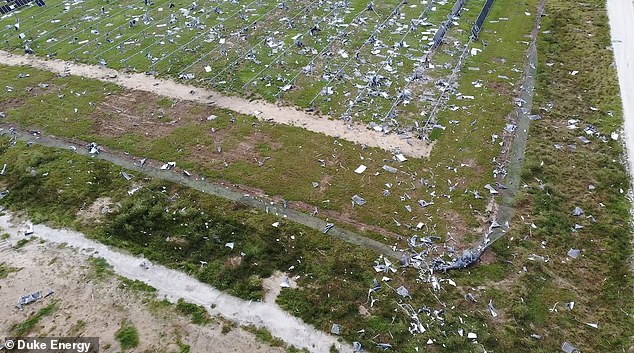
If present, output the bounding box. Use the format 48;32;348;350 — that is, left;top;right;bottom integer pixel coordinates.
221;323;234;335
88;257;113;278
175;299;212;326
115;320;140;350
88;252;155;295
0;0;432;118
0;0;534;251
0;262;18;279
119;278;157;293
175;340;191;353
0;0;630;351
0;59;515;250
243;325;285;348
14;238;31;248
0;141;402;351
439;0;634;351
11;302;58;336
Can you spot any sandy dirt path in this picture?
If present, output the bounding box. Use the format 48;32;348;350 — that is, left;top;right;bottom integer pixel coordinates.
608;0;634;176
0;234;286;353
0;50;431;158
0;214;351;353
608;0;634;270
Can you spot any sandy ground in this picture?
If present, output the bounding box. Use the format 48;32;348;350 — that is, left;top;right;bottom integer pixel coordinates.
261;271;298;304
608;0;634;270
0;239;287;353
0;50;431;159
608;0;634;175
0;214;352;353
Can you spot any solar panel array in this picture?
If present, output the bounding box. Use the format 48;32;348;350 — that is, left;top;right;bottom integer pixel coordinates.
0;0;45;15
471;0;495;39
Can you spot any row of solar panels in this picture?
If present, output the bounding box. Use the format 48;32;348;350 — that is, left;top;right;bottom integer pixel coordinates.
0;0;46;15
471;0;495;39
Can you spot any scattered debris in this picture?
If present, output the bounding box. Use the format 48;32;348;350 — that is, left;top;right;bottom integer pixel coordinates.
280;277;291;288
16;291;44;309
351;195;366;206
161;162;176;170
354;165;367;174
488;299;498;318
567;248;581;259
120;172;134;181
561;342;579;353
396;286;410;298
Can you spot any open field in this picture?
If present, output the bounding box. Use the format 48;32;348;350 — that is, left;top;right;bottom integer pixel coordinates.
0;49;432;158
0;141;498;352
1;0;485;131
0;0;633;351
0;64;484;251
0;0;541;256
0;0;532;142
0;7;545;344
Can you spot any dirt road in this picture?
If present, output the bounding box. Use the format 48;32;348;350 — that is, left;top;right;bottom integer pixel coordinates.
0;50;431;158
608;0;634;177
0;214;352;353
608;0;634;270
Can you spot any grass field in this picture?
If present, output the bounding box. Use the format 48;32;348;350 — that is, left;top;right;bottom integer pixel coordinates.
0;0;539;252
0;141;489;352
1;0;632;351
446;0;634;351
2;0;494;128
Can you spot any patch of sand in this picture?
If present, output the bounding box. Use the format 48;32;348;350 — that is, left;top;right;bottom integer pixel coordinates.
262;271;298;304
76;197;113;224
0;240;285;353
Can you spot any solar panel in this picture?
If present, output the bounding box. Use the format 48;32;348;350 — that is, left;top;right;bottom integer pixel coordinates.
0;0;45;15
471;0;495;39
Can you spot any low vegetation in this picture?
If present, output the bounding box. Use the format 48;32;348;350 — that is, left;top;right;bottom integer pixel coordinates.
0;0;539;250
115;320;140;350
88;257;113;279
242;325;286;348
444;0;634;351
175;299;212;326
0;262;18;279
14;238;32;249
119;278;157;293
11;302;58;336
0;0;631;351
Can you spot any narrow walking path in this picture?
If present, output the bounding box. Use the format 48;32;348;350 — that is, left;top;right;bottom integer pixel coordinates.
0;214;352;353
0;50;431;158
607;0;634;270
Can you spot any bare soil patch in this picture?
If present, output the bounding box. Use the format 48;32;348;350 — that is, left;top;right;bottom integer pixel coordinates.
443;210;470;246
92;90;211;138
0;241;285;353
262;271;297;304
76;196;113;224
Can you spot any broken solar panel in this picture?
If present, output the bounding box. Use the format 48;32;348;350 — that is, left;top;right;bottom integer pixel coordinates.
0;0;45;15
